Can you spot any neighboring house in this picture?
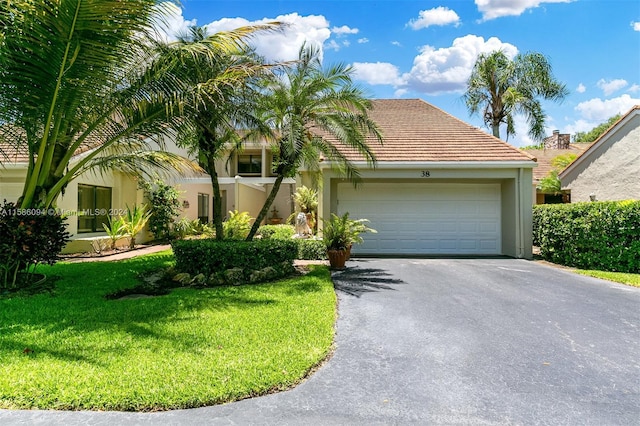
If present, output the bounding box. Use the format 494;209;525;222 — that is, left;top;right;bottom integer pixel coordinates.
313;99;536;258
559;105;640;202
522;131;590;204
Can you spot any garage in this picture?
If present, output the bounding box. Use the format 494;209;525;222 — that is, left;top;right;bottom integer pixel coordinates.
314;99;536;259
337;182;501;255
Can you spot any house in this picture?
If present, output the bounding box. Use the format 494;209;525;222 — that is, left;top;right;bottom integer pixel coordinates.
2;99;537;258
175;140;296;227
522;132;590;204
559;105;640;202
312;99;536;258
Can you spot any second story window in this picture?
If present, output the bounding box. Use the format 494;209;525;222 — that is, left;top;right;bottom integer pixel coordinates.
238;154;261;175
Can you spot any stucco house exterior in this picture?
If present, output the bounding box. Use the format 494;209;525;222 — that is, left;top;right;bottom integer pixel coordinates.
2;99;536;258
559;105;640;202
314;99;536;258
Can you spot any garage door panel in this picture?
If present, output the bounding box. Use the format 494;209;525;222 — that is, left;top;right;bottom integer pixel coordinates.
337;182;501;255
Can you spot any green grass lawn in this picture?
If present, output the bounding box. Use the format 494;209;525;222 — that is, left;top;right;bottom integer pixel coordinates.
0;251;336;411
576;269;640;288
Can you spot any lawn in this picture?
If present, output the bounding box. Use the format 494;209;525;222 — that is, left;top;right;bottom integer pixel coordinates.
576;269;640;288
0;251;336;411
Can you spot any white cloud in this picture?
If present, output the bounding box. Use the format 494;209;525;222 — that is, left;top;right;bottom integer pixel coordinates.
596;78;628;96
358;38;369;44
401;35;518;94
628;84;640;93
632;21;640;31
204;13;332;62
332;25;359;35
475;0;573;21
576;83;586;93
391;41;402;47
325;39;341;52
153;2;197;42
575;94;640;121
564;119;598;136
352;62;403;85
408;7;461;30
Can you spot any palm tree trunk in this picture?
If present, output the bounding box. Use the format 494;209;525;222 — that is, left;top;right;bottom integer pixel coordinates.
246;175;284;241
492;122;501;139
208;157;225;240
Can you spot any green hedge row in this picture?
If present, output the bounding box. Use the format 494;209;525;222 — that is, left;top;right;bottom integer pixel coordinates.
258;224;327;260
172;239;298;283
533;201;640;273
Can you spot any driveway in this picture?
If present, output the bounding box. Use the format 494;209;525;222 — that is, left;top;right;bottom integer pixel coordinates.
2;258;639;425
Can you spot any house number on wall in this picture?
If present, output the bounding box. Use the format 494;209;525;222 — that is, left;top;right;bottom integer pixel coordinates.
421;171;431;177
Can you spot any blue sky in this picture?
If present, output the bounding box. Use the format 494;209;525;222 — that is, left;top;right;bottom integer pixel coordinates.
160;0;640;147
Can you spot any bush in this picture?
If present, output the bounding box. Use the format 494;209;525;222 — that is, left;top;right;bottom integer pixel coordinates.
295;239;327;260
172;239;297;285
140;180;182;241
533;201;640;273
0;201;70;290
223;211;252;240
258;224;295;240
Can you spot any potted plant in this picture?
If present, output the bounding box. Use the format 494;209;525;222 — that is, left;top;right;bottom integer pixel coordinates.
322;213;376;268
345;217;377;260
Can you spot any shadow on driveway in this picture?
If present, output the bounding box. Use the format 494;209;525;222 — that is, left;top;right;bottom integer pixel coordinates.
331;260;405;297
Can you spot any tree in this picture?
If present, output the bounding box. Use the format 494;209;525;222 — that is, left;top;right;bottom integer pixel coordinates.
245;44;383;241
0;0;198;209
573;114;621;143
537;153;577;195
156;25;278;240
463;50;568;141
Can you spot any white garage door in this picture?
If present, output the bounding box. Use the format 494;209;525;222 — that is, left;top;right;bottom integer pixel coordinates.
337;182;501;255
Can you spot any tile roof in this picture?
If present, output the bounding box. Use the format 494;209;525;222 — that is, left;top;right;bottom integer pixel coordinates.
522;144;591;182
329;99;536;163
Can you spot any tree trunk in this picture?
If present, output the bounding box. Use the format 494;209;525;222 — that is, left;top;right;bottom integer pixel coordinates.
492;122;501;139
208;157;225;240
246;175;284;241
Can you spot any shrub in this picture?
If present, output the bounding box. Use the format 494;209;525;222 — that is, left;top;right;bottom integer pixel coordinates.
533;201;640;273
172;239;297;285
223;211;252;240
258;224;295;240
0;201;70;290
140;180;182;241
295;239;327;260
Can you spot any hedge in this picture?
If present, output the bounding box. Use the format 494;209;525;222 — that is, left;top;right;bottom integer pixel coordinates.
533;201;640;273
171;238;298;286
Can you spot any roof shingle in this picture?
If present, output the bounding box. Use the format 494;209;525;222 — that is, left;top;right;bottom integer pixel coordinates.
332;99;536;163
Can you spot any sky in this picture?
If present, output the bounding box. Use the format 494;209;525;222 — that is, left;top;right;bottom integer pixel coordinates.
158;0;640;147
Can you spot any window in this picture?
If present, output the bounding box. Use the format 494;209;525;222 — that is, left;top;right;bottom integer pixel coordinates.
238;154;261;175
197;193;209;223
77;184;112;233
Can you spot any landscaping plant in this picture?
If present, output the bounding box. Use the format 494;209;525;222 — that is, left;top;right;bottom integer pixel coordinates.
140;179;182;241
102;215;126;250
223;210;253;240
122;204;152;249
0;201;69;290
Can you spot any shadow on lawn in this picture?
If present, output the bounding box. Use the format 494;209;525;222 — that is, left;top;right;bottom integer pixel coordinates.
331;260;405;297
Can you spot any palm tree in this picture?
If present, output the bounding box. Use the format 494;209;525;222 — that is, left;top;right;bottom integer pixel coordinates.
156;25;278;239
245;44;383;241
0;0;199;209
463;50;568;141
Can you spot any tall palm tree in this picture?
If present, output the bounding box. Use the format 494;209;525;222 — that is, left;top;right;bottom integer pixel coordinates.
463;50;568;141
0;0;199;209
156;25;279;239
245;44;383;241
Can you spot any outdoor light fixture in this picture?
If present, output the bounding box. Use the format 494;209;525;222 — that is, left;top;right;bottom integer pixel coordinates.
182;200;190;208
589;193;596;202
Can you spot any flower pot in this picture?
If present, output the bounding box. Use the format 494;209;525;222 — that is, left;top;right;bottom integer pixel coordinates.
345;244;353;260
327;249;348;269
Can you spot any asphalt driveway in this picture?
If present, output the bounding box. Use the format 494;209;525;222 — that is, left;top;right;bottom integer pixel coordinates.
1;258;639;425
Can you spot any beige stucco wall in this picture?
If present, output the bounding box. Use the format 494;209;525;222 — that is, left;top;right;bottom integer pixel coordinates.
319;164;534;259
561;114;640;202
